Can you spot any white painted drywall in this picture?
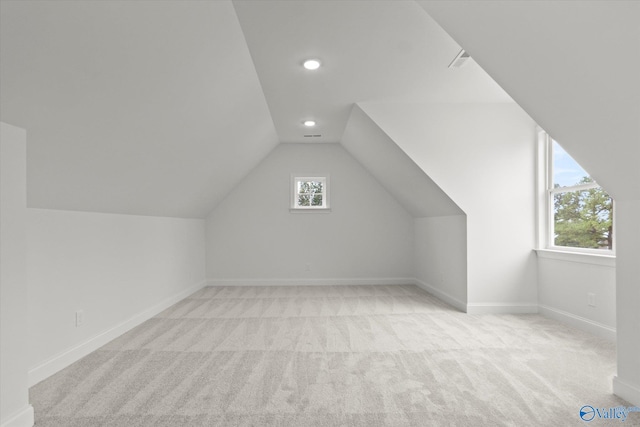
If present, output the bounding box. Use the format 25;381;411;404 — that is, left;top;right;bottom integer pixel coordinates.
206;143;414;284
233;0;510;144
1;0;279;218
26;209;206;384
414;215;467;311
0;122;34;427
341;105;463;218
361;103;538;311
537;255;616;340
418;1;640;201
614;199;640;405
419;1;640;405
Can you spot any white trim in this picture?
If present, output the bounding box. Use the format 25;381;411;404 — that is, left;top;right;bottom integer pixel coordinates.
535;127;549;250
546;246;615;257
413;279;466;312
207;279;539;316
613;376;640;407
207;277;414;287
538;304;616;341
289;208;332;214
466;303;538;315
0;405;34;427
28;280;207;387
535;248;616;267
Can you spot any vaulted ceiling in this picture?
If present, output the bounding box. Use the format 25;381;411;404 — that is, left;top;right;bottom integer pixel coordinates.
233;0;510;144
2;0;511;218
419;0;640;201
1;1;278;218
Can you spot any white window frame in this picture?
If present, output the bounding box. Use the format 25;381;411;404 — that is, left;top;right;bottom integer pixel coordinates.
536;128;615;259
290;175;330;212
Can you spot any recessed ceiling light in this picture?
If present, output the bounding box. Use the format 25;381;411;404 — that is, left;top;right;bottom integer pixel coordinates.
303;59;321;70
303;120;316;127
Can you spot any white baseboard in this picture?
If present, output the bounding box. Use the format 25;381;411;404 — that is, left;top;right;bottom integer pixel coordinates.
0;405;34;427
613;376;640;407
466;302;539;315
413;279;466;312
207;277;415;287
28;280;207;387
538;304;616;341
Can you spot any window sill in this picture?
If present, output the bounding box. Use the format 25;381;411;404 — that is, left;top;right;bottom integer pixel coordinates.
534;248;616;267
289;208;332;214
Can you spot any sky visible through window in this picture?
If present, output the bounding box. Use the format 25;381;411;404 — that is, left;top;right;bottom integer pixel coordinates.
553;140;589;187
551;139;613;250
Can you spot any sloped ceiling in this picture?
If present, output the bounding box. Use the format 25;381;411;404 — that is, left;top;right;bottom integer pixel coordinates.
0;0;278;218
233;0;511;144
1;0;515;218
342;105;463;218
418;0;640;201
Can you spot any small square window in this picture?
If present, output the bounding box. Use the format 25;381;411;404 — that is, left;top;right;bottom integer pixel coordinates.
291;175;329;211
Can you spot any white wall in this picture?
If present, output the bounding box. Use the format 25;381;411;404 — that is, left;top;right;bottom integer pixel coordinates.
414;215;467;311
26;209;206;385
537;254;616;340
614;200;640;405
1;123;34;427
361;103;538;312
206;143;414;285
419;2;640;405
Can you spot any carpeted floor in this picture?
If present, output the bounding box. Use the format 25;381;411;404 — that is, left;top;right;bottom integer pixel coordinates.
30;285;638;426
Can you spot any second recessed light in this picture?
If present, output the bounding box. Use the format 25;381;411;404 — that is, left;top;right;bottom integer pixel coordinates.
303;59;321;70
304;120;316;127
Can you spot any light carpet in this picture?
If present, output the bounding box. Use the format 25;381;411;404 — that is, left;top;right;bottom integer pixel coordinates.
30;285;637;426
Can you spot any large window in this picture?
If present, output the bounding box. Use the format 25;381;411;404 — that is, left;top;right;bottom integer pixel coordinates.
291;176;329;210
539;131;614;253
